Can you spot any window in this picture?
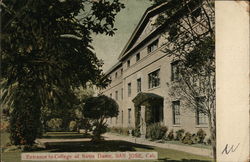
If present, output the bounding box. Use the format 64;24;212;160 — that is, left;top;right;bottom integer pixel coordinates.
127;60;130;68
137;78;141;93
121;110;124;125
171;61;180;81
128;108;131;125
115;91;118;100
136;53;140;62
196;97;208;125
148;69;160;89
128;83;131;97
115;72;118;78
121;68;123;75
147;39;158;53
110;93;112;98
121;88;123;100
172;101;180;125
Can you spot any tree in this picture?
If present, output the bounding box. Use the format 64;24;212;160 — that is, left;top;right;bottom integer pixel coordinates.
83;95;119;142
1;0;124;145
151;0;215;160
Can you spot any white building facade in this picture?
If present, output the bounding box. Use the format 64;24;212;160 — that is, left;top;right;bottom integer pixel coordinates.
101;2;210;136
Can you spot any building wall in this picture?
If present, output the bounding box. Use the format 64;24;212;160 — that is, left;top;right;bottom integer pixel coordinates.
102;9;210;136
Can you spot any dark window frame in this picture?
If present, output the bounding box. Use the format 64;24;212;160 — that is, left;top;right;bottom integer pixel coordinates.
137;78;142;93
147;39;159;53
148;69;160;89
115;90;118;100
171;61;180;81
172;101;181;125
136;53;140;62
127;60;130;68
128;82;131;97
196;97;208;125
128;108;131;125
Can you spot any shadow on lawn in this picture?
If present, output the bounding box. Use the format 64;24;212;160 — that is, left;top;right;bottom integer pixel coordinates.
159;158;211;162
42;132;92;139
45;140;154;152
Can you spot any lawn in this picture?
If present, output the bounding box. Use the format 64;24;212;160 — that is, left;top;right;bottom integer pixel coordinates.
1;132;212;162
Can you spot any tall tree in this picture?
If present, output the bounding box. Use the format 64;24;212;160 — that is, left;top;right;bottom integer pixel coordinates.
1;0;124;145
151;0;215;160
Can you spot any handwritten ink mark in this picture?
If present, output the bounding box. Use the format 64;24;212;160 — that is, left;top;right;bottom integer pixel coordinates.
222;143;240;155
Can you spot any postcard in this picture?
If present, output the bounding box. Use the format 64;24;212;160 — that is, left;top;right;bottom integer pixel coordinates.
1;0;249;162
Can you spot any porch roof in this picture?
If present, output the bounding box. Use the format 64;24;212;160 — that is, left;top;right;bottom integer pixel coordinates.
132;92;163;107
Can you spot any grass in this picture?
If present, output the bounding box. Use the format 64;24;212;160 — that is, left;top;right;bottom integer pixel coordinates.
1;132;212;162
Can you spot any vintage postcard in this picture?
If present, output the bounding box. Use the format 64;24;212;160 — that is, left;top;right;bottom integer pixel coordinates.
0;0;249;162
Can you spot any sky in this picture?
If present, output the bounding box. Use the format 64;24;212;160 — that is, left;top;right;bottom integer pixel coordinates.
92;0;151;72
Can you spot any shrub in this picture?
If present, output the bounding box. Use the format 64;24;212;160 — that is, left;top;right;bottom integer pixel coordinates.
196;129;206;143
175;129;185;141
78;118;92;134
69;121;77;132
206;137;212;145
191;133;198;144
182;132;193;145
47;118;63;131
146;123;168;140
132;127;141;137
167;129;174;140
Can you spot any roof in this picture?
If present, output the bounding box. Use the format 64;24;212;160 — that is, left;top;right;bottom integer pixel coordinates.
118;1;170;61
105;61;122;75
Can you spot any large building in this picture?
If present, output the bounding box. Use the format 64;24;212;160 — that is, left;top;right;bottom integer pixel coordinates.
101;2;211;137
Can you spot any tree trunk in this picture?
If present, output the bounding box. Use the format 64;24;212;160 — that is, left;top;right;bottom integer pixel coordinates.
208;112;216;161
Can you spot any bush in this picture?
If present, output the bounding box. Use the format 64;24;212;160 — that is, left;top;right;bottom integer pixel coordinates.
69;121;77;132
191;133;198;144
132;127;141;137
167;129;174;140
46;118;63;131
146;123;168;140
78;118;92;134
206;137;212;145
196;129;206;143
175;129;185;141
182;132;193;145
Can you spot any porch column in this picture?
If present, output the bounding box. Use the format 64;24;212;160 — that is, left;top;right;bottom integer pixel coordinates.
140;105;146;138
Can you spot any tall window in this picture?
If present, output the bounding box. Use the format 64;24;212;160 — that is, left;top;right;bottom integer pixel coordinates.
147;39;158;53
128;83;131;97
121;88;123;100
115;90;118;100
127;60;130;68
148;69;160;89
171;61;180;81
128;108;131;125
196;97;208;125
172;101;180;125
136;53;140;62
121;68;123;75
121;110;124;126
110;93;112;98
137;78;141;93
115;72;118;78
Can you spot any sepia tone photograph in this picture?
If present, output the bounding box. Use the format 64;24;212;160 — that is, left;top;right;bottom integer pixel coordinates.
0;0;248;162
